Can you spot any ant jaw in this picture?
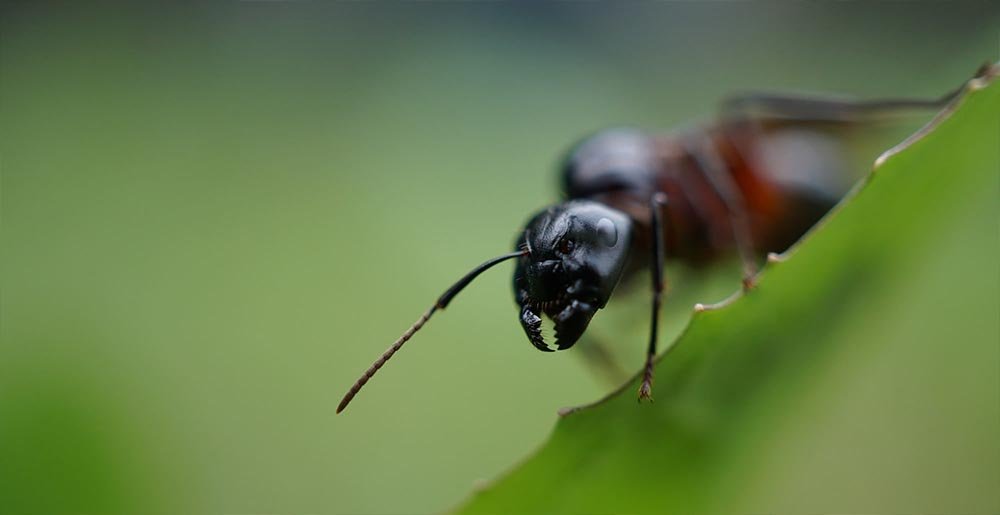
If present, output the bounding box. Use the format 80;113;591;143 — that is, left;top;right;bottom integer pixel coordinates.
520;305;552;352
517;296;597;352
553;298;595;350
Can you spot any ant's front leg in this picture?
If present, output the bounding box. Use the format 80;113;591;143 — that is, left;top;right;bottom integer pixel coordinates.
639;193;668;402
575;335;630;388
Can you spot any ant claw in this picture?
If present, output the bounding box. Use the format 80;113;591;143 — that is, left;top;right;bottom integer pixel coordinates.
637;380;654;403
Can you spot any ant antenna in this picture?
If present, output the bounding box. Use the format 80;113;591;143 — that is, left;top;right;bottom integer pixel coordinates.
337;249;528;414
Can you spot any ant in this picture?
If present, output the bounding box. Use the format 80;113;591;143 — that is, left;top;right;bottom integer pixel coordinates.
337;64;994;414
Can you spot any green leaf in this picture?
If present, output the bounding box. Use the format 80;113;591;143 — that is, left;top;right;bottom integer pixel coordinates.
457;70;1000;514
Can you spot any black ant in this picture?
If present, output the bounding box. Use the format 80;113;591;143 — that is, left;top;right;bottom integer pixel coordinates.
337;64;994;414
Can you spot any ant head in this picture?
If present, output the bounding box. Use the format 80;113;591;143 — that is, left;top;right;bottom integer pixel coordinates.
513;200;633;352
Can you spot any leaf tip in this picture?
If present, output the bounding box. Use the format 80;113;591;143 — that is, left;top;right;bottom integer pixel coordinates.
874;61;997;171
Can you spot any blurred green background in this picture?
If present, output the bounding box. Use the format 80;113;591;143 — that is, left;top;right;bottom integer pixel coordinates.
1;3;997;514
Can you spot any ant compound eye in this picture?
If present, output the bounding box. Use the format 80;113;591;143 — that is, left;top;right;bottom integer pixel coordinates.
558;238;574;254
596;217;618;247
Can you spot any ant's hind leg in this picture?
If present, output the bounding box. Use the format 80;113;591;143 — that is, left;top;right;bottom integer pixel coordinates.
719;90;957;123
639;193;668;402
718;63;997;124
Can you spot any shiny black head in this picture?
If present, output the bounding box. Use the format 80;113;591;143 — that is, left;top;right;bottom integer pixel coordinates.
513;200;633;352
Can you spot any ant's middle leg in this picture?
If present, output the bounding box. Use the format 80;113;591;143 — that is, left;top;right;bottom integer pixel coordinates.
684;136;760;290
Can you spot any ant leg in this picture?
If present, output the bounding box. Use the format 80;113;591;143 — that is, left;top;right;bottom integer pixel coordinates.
719;90;958;123
575;335;629;387
716;64;996;127
639;193;668;402
684;136;759;290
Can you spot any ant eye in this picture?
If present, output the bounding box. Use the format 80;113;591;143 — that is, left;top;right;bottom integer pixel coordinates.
558;238;574;254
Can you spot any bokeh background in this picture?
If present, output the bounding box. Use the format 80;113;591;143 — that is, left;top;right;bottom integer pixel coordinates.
1;3;997;514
